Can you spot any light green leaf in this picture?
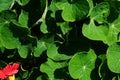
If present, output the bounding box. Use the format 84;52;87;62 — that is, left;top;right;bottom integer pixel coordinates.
16;0;30;6
40;58;67;80
105;15;120;45
19;10;28;28
112;14;120;30
34;40;47;57
40;21;48;34
48;0;59;17
69;49;97;79
57;22;72;35
82;20;109;41
106;24;119;45
18;45;29;58
0;23;21;49
47;44;72;61
82;3;110;43
112;76;118;80
107;43;120;73
90;2;109;23
0;0;14;12
56;0;89;22
87;0;94;16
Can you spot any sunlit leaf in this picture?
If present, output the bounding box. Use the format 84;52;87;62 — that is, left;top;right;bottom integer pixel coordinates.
47;44;72;61
69;49;97;79
40;58;67;79
82;20;109;41
107;43;120;73
19;10;28;28
56;0;89;22
18;45;30;58
34;40;47;57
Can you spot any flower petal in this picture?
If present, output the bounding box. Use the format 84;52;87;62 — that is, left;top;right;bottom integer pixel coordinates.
0;70;6;79
3;63;20;76
12;63;20;70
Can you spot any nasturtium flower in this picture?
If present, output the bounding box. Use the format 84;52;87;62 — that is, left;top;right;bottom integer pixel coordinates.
3;63;20;76
0;70;6;80
0;63;20;80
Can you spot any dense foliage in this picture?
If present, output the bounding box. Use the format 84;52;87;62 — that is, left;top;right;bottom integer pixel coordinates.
0;0;120;80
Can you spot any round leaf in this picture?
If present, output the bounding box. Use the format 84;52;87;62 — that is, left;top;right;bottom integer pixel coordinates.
82;20;109;41
107;43;120;73
56;0;89;22
69;49;97;79
18;45;29;58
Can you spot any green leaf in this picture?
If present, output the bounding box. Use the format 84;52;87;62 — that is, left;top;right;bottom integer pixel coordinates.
107;43;120;73
105;15;120;45
90;2;110;23
40;34;55;48
18;45;29;58
82;20;109;41
0;10;17;21
36;75;48;80
34;40;47;57
82;2;110;44
18;10;28;28
112;76;118;80
87;0;94;16
69;49;97;79
40;58;67;79
20;70;29;79
48;0;58;17
9;21;30;37
40;21;48;34
98;54;113;79
16;0;30;6
57;22;72;35
106;24;119;45
47;44;72;61
56;0;89;22
0;23;21;49
0;0;14;12
82;3;110;43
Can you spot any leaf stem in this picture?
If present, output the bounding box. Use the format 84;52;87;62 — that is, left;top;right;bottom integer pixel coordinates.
32;0;48;26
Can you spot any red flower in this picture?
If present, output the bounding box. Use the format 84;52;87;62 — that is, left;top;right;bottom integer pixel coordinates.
0;69;6;79
3;63;20;76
